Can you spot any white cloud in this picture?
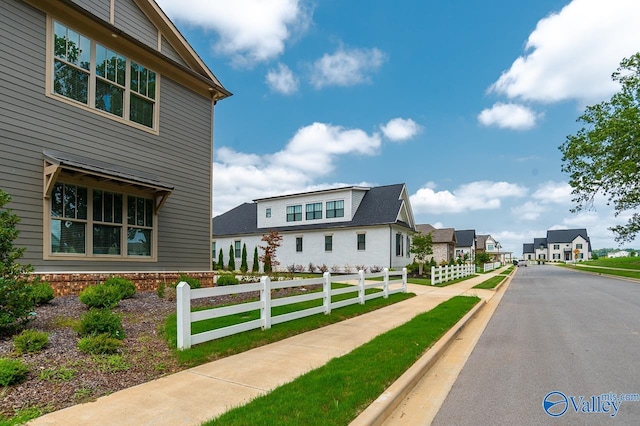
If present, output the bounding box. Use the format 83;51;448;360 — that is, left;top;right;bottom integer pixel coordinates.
478;103;540;130
156;0;311;67
213;122;381;215
380;118;422;141
532;181;573;204
511;201;544;221
410;181;527;214
266;63;299;94
489;0;640;104
310;46;386;88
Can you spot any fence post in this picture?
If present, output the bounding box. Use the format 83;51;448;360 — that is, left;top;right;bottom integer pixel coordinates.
323;272;331;314
431;265;435;285
402;268;407;293
261;276;272;330
382;268;389;298
176;281;191;350
358;269;365;304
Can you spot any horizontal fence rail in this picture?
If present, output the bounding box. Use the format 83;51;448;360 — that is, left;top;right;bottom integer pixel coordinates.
430;264;475;285
176;268;407;349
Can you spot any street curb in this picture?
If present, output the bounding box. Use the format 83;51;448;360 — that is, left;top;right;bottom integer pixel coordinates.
350;296;487;426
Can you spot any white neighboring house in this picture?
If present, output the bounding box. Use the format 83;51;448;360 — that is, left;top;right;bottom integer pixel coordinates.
608;250;630;258
454;229;476;263
523;229;592;262
212;184;416;272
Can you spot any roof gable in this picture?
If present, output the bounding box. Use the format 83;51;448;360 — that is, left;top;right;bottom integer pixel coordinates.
547;229;590;244
455;230;476;247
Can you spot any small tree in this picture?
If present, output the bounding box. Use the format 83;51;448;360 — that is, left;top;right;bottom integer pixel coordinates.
259;230;283;274
240;243;248;273
217;248;224;271
0;189;36;334
475;251;492;265
252;246;259;272
409;232;433;275
228;245;236;271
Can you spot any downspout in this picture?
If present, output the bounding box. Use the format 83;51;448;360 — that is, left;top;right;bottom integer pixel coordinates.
389;224;393;268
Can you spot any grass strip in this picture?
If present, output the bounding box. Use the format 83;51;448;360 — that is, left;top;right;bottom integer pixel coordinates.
570;265;640;280
164;285;414;366
204;295;480;426
472;275;505;289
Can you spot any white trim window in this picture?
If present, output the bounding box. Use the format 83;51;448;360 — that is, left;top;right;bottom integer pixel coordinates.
286;205;302;222
305;202;322;220
51;20;158;130
357;233;366;251
326;200;344;218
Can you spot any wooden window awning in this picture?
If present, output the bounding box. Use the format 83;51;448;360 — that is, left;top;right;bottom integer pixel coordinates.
43;149;174;213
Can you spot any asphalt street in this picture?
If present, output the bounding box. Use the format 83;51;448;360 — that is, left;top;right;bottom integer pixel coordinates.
432;265;640;425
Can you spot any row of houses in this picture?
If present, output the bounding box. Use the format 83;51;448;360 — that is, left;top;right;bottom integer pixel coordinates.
212;184;510;273
522;229;592;262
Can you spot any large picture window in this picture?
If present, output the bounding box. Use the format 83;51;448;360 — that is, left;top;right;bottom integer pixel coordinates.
50;182;154;259
52;21;157;130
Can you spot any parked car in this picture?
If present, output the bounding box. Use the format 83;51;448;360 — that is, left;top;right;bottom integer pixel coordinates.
518;260;527;267
512;259;519;266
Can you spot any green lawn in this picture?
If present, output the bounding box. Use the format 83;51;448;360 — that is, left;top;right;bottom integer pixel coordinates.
472;275;505;289
569;264;640;280
164;284;414;366
204;296;480;426
579;256;640;269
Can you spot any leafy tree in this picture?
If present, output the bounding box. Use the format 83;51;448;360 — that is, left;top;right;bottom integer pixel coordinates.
475;251;492;265
560;53;640;242
228;245;236;271
0;189;35;334
409;232;433;275
217;248;224;271
259;230;283;274
240;243;248;273
252;246;259;272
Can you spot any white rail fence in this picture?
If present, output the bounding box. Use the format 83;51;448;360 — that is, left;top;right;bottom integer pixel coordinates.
176;268;407;350
430;264;475;286
481;262;502;272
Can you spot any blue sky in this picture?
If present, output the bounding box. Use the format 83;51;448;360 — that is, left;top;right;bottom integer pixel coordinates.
156;0;640;255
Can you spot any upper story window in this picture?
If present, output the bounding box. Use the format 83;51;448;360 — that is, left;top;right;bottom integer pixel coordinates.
576;243;583;249
326;200;344;218
52;21;157;131
553;244;560;250
306;203;322;220
265;208;271;218
286;205;302;222
488;244;494;251
50;182;154;259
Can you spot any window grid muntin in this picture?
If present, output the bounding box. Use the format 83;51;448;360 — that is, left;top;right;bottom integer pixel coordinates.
325;235;332;252
306;203;322;220
234;240;241;258
326;200;344;218
286;205;302;222
357;233;366;250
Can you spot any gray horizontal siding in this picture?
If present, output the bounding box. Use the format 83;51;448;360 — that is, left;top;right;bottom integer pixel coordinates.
69;0;110;22
0;0;215;272
161;36;187;66
114;0;158;50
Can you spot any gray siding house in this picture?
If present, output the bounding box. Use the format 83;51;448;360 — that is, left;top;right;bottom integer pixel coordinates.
1;0;230;274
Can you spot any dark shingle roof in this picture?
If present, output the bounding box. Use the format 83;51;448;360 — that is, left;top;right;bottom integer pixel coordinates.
455;230;476;248
547;229;589;244
213;184;410;237
523;243;534;253
533;237;548;249
416;225;456;244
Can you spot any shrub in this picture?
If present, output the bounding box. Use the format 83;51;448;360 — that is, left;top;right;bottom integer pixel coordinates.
286;264;296;273
295;264;305;273
0;357;29;386
216;274;239;286
318;264;328;273
228;245;236;271
77;309;125;340
104;276;136;299
13;329;49;354
78;334;123;355
174;273;201;289
308;262;316;273
156;282;165;299
79;284;122;309
252;247;259;272
370;265;382;273
355;265;367;273
28;281;55;306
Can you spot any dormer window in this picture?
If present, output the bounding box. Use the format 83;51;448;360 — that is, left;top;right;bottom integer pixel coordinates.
326;200;344;218
286;205;302;222
306;203;322;220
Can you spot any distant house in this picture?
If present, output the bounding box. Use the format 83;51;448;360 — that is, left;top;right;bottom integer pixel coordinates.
415;224;456;264
212;184;416;272
477;234;506;264
455;229;476;262
0;0;230;280
608;250;630;258
523;229;591;262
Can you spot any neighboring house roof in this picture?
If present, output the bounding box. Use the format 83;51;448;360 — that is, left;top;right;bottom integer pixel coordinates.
455;230;476;248
213;184;413;237
547;229;590;244
534;238;548;249
523;243;534;253
476;234;489;250
416;224;456;244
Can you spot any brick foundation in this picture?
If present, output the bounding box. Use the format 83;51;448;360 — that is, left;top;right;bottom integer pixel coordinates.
31;271;217;297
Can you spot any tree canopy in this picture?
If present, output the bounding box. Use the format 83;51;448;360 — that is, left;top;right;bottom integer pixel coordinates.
409;232;433;275
560;53;640;242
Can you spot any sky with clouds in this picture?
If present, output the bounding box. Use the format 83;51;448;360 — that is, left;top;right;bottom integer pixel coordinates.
156;0;640;255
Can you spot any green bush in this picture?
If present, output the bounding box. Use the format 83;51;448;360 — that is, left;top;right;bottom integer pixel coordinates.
156;282;165;299
79;284;122;309
0;357;29;386
28;281;55;306
104;276;136;299
77;309;125;340
77;334;123;355
13;329;49;354
216;274;239;286
174;273;201;289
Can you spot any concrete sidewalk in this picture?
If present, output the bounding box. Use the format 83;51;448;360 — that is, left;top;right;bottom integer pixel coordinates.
31;269;509;426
